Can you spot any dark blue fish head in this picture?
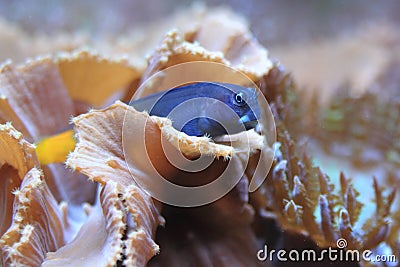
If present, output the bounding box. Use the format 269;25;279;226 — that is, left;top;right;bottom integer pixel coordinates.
220;83;261;130
189;82;260;137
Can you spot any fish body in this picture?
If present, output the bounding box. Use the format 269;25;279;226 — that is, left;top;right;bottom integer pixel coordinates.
131;82;260;137
36;82;260;164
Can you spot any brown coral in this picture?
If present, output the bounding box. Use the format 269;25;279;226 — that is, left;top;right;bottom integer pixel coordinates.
0;123;38;237
0;51;156;265
1;168;66;266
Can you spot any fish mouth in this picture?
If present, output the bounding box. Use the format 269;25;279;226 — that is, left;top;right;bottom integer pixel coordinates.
238;115;258;130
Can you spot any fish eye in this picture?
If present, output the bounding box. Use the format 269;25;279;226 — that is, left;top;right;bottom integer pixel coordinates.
234;92;245;106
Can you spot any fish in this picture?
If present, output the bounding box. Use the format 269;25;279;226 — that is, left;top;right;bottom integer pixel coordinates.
36;82;260;164
132;82;260;137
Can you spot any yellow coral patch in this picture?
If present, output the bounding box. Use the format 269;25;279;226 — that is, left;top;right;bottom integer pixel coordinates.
56;50;142;106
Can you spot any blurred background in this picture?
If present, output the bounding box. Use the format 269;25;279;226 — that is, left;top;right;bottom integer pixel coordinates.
0;0;399;44
0;0;399;95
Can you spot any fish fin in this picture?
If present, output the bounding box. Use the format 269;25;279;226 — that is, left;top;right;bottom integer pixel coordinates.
35;129;76;165
180;119;204;137
197;117;227;137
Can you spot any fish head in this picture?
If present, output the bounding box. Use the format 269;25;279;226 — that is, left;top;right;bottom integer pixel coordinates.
202;83;261;135
220;84;260;130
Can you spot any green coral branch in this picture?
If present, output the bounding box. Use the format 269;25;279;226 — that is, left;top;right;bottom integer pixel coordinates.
252;64;399;257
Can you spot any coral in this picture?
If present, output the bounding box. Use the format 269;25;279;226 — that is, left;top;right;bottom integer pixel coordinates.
0;5;398;267
56;50;142;107
254;64;399;262
1;168;67;266
0;123;38;237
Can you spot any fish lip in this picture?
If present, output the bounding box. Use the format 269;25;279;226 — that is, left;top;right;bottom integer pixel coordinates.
244;120;258;129
238;115;258;130
238;115;250;124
